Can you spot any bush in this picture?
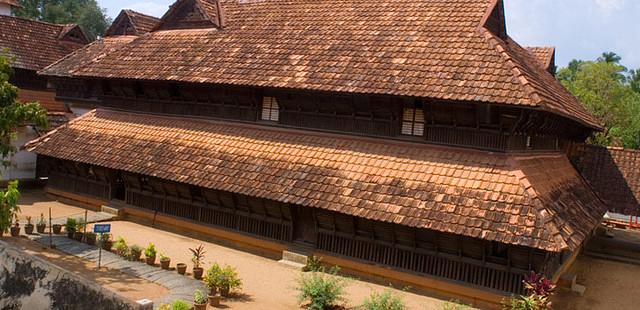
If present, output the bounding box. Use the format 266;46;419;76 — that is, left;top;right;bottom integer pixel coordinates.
504;272;555;310
441;300;470;310
304;255;323;272
194;289;207;304
296;267;348;310
219;264;242;293
204;263;223;290
113;236;128;256
145;243;157;258
161;299;189;310
362;290;406;310
64;218;77;233
128;245;143;261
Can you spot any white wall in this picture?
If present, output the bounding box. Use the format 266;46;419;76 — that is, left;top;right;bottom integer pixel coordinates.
0;3;11;16
0;126;38;181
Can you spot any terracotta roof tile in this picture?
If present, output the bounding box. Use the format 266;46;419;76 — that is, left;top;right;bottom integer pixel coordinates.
0;0;20;7
27;109;607;252
0;16;87;71
104;10;161;37
526;46;555;71
40;0;601;129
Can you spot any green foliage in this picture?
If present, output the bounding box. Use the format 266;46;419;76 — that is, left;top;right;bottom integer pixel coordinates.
159;252;170;261
169;299;190;310
189;244;206;269
0;181;20;234
113;236;128;256
361;290;406;310
503;295;538;310
15;0;111;41
37;213;46;226
304;255;323;272
64;217;77;233
193;289;207;304
203;263;222;289
441;300;470;310
203;263;242;292
296;267;348;310
144;243;157;258
128;244;142;261
76;217;85;231
558;53;640;149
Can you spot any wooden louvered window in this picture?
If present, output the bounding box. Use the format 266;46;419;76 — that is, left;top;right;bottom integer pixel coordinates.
261;96;279;122
401;105;425;136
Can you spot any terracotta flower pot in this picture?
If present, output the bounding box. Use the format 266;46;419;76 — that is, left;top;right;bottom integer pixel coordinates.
10;226;20;237
36;224;46;234
52;224;62;234
220;286;230;297
24;224;34;235
160;259;171;270
101;240;113;251
177;263;187;275
85;234;97;246
193;267;204;280
67;231;74;238
145;256;156;266
193;303;206;310
208;295;221;307
209;286;218;296
73;232;84;242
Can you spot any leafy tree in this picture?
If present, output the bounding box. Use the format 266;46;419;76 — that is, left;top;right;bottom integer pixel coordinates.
630;69;640;93
0;55;48;234
14;0;111;41
558;55;640;149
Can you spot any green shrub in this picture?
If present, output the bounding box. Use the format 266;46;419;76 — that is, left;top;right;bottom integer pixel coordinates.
219;264;242;293
304;255;323;272
170;299;190;310
296;267;348;310
194;289;207;304
128;245;143;261
144;243;157;258
361;290;406;310
76;218;86;232
204;263;223;290
113;236;128;256
64;218;77;233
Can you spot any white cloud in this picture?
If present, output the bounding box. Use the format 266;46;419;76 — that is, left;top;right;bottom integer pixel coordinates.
124;1;168;18
594;0;626;15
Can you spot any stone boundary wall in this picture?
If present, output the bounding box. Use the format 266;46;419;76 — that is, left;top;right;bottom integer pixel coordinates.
570;144;640;215
0;240;142;310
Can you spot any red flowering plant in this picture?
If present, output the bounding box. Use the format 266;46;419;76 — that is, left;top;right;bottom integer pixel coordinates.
505;271;556;310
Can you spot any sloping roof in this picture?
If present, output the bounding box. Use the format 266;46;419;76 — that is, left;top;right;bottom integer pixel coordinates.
39;0;601;130
0;0;21;7
26;108;606;252
526;47;555;72
0;16;87;71
104;9;160;37
571;145;640;216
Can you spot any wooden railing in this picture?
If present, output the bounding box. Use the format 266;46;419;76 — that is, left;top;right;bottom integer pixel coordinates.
48;171;112;201
317;231;526;294
125;189;292;242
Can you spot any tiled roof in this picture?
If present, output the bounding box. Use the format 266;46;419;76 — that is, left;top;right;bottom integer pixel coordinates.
26;109;606;252
39;0;601;130
571;145;640;216
104;9;161;37
526;47;555;71
0;0;20;7
0;16;87;71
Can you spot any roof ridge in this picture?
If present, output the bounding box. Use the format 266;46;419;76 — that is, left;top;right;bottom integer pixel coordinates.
38;39;102;76
124;9;161;20
0;15;68;29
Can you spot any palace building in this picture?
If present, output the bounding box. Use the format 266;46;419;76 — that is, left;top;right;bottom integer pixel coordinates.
28;0;607;306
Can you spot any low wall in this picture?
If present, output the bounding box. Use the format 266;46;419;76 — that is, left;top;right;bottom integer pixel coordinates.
0;240;141;310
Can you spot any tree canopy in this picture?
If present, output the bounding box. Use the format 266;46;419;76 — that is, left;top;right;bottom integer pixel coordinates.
558;52;640;149
0;55;48;233
14;0;111;41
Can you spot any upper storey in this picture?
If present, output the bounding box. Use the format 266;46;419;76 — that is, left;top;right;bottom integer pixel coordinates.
40;0;601;151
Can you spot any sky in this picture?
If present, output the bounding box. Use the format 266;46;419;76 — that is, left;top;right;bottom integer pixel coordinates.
99;0;640;69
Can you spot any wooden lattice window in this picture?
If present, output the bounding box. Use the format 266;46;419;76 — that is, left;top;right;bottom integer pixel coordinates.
261;97;279;121
401;105;425;136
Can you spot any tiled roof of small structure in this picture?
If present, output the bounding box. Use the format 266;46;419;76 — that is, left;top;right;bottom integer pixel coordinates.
0;0;20;7
104;9;161;37
526;47;555;71
26;109;607;252
39;0;602;130
0;16;87;71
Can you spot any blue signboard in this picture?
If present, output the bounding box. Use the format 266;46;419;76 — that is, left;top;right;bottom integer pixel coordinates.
93;224;111;234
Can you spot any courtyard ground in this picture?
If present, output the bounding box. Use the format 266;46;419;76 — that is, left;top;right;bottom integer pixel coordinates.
14;189;640;309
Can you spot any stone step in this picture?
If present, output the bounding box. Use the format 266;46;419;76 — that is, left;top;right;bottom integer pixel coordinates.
101;205;122;217
278;259;306;270
282;249;309;266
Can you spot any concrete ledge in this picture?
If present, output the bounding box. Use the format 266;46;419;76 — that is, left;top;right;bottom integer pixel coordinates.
45;187;108;212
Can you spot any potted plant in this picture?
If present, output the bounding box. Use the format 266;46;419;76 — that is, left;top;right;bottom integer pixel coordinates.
190;244;206;280
0;182;20;237
193;289;207;310
52;223;62;234
73;218;85;241
160;253;171;270
204;263;222;296
144;243;157;266
36;213;46;234
85;232;97;245
65;218;77;238
218;265;242;297
24;216;34;235
10;214;20;237
176;263;187;275
129;245;143;261
113;236;128;256
99;233;112;251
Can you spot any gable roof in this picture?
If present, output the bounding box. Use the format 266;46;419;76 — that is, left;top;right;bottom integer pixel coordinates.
39;0;601;130
0;16;88;71
526;46;556;72
153;0;225;31
26;108;607;252
104;9;161;37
